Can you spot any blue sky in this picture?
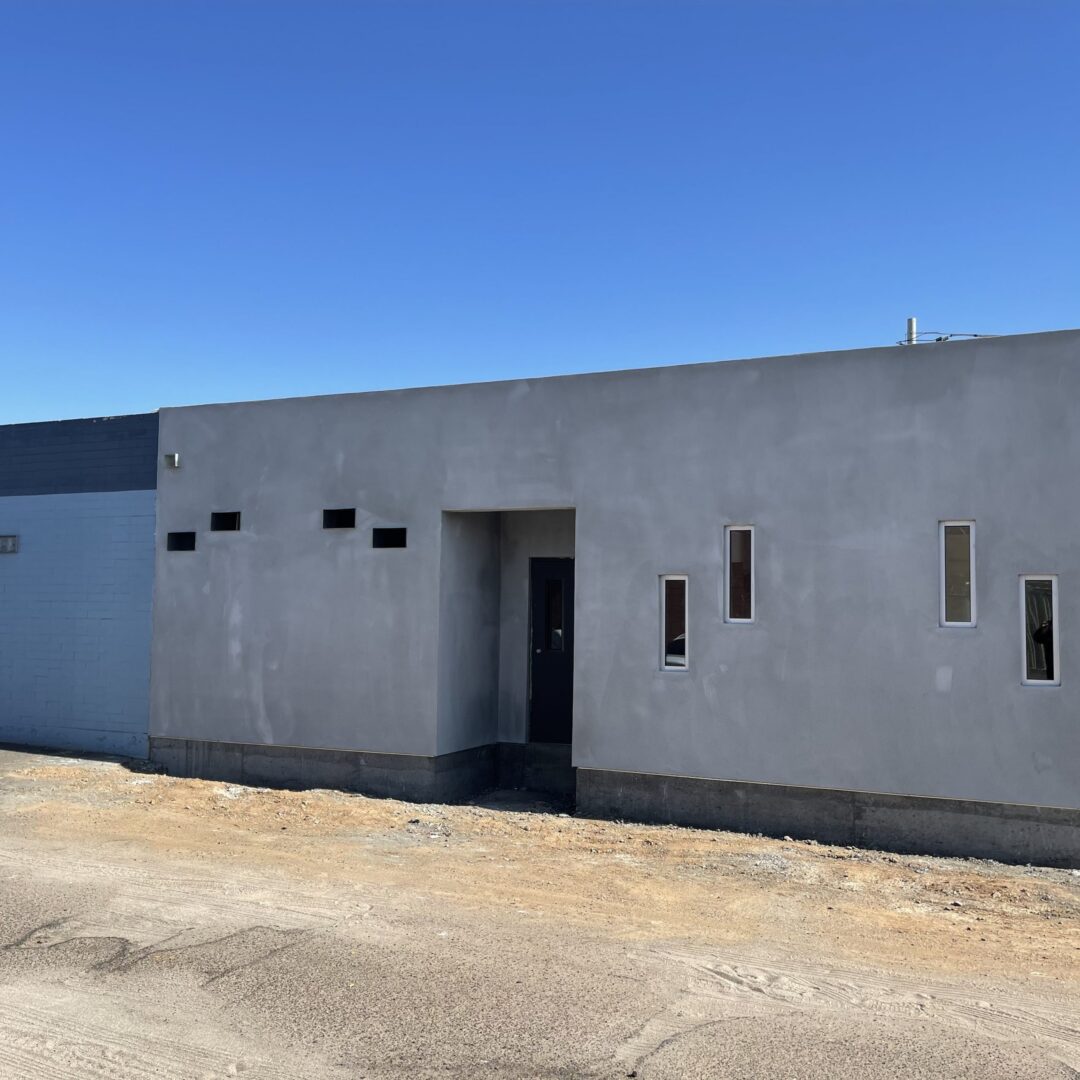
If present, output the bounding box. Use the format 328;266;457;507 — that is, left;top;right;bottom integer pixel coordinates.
1;1;1077;422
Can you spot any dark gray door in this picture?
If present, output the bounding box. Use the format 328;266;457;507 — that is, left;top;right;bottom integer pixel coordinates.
528;557;574;744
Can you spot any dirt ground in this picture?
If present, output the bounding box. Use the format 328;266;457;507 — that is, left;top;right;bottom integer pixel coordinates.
0;748;1077;1078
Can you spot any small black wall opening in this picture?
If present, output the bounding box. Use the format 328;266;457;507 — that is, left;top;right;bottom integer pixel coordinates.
323;508;356;529
167;531;196;551
210;511;241;531
373;527;407;548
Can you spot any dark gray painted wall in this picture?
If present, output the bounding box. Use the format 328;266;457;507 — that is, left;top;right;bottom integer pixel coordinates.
0;414;158;496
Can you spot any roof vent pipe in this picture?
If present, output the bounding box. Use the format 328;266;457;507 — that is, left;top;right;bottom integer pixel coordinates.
906;316;918;345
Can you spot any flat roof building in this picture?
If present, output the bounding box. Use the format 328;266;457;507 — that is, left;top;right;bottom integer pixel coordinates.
142;328;1080;866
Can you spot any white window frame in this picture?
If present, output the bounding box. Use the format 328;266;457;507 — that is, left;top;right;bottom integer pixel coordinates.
724;525;755;624
939;520;976;628
660;574;689;672
1020;574;1060;687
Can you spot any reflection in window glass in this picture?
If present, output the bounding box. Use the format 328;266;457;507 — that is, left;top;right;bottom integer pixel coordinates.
727;527;753;621
1024;578;1056;683
545;578;564;651
943;524;973;624
662;577;687;669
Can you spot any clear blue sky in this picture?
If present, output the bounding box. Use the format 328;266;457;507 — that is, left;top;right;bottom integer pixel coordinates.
2;2;1077;423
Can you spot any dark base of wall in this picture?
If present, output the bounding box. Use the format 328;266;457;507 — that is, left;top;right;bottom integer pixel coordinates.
149;738;577;803
497;742;575;796
576;768;1080;869
150;738;497;803
150;741;1078;867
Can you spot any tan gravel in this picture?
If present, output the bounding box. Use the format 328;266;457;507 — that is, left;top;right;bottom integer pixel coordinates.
0;749;1077;1078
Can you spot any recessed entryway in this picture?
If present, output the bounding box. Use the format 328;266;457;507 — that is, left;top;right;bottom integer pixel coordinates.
437;508;576;797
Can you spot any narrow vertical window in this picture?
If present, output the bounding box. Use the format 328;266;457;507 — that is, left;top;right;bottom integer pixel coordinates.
661;575;688;670
940;521;975;626
1022;576;1059;686
725;526;754;622
545;577;564;651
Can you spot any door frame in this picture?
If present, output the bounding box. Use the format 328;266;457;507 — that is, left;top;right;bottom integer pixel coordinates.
527;556;575;744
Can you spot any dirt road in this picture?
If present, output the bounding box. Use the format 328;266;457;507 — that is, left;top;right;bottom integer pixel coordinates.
0;748;1076;1078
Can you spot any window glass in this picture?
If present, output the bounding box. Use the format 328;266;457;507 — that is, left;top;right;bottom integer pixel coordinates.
663;577;687;669
943;524;972;624
1025;578;1056;682
728;528;753;621
545;578;564;651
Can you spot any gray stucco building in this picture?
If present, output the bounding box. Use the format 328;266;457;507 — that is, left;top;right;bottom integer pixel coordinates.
146;329;1080;866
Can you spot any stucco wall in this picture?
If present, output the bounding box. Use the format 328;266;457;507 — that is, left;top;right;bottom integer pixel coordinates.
0;490;155;756
150;330;1080;808
437;512;500;756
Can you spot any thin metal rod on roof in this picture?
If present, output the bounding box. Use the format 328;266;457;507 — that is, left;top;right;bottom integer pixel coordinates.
896;317;997;346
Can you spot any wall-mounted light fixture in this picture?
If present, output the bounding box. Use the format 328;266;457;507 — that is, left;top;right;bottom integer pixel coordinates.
163;453;181;469
0;535;18;555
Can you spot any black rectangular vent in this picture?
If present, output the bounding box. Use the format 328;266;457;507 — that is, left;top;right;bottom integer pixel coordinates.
167;531;196;551
373;527;407;549
210;511;241;531
323;508;356;529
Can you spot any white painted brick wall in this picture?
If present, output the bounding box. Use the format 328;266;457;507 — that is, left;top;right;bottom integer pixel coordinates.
0;490;155;757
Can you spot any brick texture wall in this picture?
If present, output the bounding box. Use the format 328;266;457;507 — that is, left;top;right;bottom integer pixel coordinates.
0;413;158;757
0;413;158;497
0;490;156;756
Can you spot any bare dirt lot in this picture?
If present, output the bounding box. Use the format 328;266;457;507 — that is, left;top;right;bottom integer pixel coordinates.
0;748;1077;1078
